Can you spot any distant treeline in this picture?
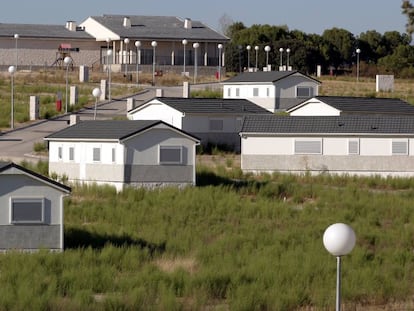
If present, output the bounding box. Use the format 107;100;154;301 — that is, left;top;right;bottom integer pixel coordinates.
224;22;414;78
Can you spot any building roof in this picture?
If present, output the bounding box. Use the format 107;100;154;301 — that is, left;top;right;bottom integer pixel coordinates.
88;15;228;41
0;23;93;39
241;115;414;135
223;71;321;84
133;97;273;114
0;162;71;193
45;120;200;142
289;96;414;114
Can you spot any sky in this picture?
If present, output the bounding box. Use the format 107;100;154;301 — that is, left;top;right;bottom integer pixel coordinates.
0;0;407;36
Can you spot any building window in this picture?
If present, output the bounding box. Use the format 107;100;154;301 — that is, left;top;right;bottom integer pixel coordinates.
11;198;44;224
209;119;224;131
227;88;231;97
235;88;240;97
93;147;101;162
266;88;270;97
294;139;322;154
348;139;359;155
296;86;312;98
253;88;259;97
69;147;75;161
58;146;63;160
392;140;408;155
159;146;182;164
111;148;116;163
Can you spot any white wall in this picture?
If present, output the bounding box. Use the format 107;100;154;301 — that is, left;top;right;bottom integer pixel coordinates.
128;101;183;129
289;102;341;116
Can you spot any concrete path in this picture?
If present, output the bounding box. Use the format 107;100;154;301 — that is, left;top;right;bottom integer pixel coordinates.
0;83;221;163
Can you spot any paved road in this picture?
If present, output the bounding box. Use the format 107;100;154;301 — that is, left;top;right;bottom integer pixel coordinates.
0;83;221;163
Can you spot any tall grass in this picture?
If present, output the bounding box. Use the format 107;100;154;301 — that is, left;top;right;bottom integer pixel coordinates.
2;161;414;310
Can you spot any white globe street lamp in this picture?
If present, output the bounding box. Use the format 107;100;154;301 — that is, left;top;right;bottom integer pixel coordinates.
286;48;291;70
124;38;130;77
356;48;361;82
264;45;271;69
182;39;188;75
63;56;72;114
193;42;199;84
106;38;111;77
323;223;356;311
218;43;223;82
8;65;16;130
279;47;284;71
246;45;251;72
107;49;113;100
254;45;259;71
151;41;158;86
14;34;19;71
135;41;141;86
92;88;102;120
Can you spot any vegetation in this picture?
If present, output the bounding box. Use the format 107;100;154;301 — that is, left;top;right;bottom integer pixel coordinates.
1;160;411;310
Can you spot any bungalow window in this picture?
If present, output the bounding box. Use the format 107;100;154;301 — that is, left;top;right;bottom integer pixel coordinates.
253;88;259;97
227;88;231;97
296;86;312;98
93;147;101;162
235;88;240;97
69;147;75;161
266;88;270;97
159;146;182;164
294;139;322;154
209;119;224;131
58;146;63;160
348;139;360;155
392;140;408;155
111;148;116;163
10;198;44;224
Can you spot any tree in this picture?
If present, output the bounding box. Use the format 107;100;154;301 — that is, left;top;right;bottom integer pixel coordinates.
322;28;356;67
402;0;414;37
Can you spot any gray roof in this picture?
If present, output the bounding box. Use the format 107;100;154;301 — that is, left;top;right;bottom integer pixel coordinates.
90;15;228;41
292;96;414;114
0;162;71;193
223;71;321;84
138;97;273;114
0;23;93;39
45;120;199;141
241;115;414;135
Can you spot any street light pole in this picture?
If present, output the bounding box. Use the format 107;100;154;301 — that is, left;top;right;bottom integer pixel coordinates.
254;45;259;71
106;38;111;77
182;39;188;76
14;34;19;71
323;223;356;311
151;41;157;86
264;45;271;70
124;38;130;78
279;47;284;71
8;65;16;130
63;56;72;114
356;48;361;82
193;42;199;84
135;41;141;86
107;49;113;100
286;48;291;70
218;44;223;82
246;45;251;72
92;88;102;120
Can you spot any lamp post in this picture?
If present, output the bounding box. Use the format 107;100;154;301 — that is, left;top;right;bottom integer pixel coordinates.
106;38;111;77
135;40;141;86
218;44;223;82
193;42;199;84
182;39;188;75
279;47;284;71
8;65;15;130
124;38;130;77
63;56;72;114
92;88;102;120
14;34;19;71
356;48;361;82
107;49;113;100
254;45;259;71
151;41;157;86
264;45;271;70
286;48;291;70
246;45;251;72
323;223;356;311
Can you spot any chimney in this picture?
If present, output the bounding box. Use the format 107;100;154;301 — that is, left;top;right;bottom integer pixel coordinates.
184;18;192;29
66;21;77;32
123;16;131;28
